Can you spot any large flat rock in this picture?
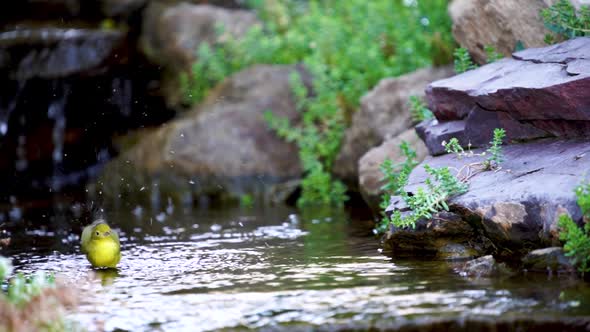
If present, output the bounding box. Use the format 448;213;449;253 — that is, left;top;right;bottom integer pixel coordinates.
421;37;590;155
400;139;590;254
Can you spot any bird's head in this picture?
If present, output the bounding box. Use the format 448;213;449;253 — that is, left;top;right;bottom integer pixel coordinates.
91;223;113;240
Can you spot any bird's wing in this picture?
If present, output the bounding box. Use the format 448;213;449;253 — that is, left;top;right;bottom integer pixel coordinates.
111;228;120;246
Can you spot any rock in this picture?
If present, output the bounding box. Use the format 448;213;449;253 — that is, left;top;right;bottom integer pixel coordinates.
415;119;468;156
522;247;575;273
383;211;487;260
402;138;589;255
424;37;590;149
97;65;308;203
358;129;428;212
449;0;556;64
459;255;514;278
0;28;126;79
335;66;454;183
140;2;259;72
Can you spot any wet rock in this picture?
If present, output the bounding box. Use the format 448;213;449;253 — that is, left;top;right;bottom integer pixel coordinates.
357;129;428;212
335;66;454;184
402;139;590;254
449;0;555;64
383;211;487;260
0;28;126;80
140;2;259;71
97;65;308;203
522;247;575;273
425;37;590;148
460;255;514;278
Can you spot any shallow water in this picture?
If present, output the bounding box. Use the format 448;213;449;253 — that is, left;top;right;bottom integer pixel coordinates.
7;205;590;331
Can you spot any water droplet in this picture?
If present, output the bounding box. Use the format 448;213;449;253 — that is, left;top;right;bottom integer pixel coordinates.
140;186;145;191
155;212;166;222
0;123;7;135
210;224;222;232
188;180;195;185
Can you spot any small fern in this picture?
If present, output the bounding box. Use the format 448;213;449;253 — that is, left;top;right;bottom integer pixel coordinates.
453;47;477;73
408;96;434;123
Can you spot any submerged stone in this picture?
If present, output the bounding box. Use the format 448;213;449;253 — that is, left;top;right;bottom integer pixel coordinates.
522;247;575;273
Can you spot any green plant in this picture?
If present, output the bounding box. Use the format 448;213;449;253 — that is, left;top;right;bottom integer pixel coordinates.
408;96;434;122
240;194;254;208
442;137;465;157
484;45;503;63
184;0;455;206
388;165;468;229
376;142;418;232
483;128;506;170
453;47;477;73
0;256;77;331
379;128;506;231
541;0;590;42
558;182;590;275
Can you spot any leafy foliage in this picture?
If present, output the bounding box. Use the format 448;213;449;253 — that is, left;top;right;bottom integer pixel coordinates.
541;0;590;42
183;0;455;206
0;256;77;331
389;165;468;229
559;182;590;275
377;142;467;231
453;47;477;73
376;142;418;232
484;45;503;63
408;96;434;123
483;128;506;170
442;137;465;157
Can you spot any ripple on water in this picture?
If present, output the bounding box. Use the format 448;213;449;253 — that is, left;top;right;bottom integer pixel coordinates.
9;206;590;331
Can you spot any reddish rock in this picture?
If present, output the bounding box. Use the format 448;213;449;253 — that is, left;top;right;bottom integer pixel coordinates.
424;37;590;150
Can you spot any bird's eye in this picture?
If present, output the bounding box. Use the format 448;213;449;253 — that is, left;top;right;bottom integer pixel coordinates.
95;231;100;236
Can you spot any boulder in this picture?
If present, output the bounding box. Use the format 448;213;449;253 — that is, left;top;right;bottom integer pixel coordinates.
96;65;308;204
458;255;514;278
140;2;259;71
421;37;590;154
0;28;126;79
401;138;590;255
334;66;454;183
522;247;575;273
358;129;428;212
448;0;556;64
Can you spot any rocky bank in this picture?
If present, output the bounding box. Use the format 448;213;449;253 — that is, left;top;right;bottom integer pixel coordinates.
382;37;590;268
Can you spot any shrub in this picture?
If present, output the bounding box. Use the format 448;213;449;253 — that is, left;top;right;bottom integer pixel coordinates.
183;0;455;206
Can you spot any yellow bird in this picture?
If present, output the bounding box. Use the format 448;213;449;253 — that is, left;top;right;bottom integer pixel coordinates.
80;220;121;269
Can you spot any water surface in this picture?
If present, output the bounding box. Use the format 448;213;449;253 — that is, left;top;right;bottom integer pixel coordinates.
7;205;590;331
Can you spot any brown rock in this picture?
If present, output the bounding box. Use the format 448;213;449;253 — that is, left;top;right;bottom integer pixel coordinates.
97;65;308;203
449;0;556;64
335;66;454;183
140;2;259;71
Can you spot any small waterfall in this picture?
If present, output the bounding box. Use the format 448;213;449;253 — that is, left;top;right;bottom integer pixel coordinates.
111;77;133;117
47;82;69;192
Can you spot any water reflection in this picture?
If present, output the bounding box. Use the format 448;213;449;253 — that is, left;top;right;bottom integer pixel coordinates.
7;205;590;331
